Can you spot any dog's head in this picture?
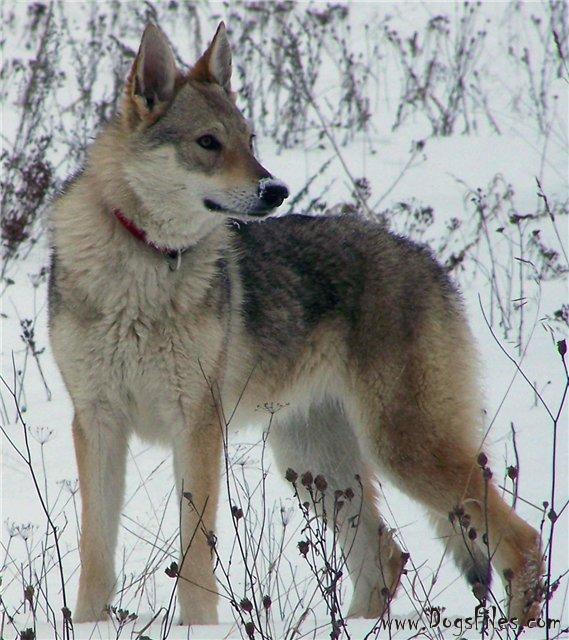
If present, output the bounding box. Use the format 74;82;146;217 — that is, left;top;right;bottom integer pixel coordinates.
120;23;288;249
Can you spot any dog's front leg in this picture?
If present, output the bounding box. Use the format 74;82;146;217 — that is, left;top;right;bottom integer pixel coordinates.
173;415;221;626
73;412;128;622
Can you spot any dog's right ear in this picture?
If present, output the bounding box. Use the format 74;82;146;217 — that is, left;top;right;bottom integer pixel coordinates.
124;24;179;128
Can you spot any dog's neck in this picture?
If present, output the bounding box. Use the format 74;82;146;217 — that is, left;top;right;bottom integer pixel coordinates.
53;193;230;321
112;207;191;271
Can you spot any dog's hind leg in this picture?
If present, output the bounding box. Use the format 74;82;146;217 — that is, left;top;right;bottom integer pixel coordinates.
73;412;128;622
270;398;407;619
173;412;221;626
354;345;543;625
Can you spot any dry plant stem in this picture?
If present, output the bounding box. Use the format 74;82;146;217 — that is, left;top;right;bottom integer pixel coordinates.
372;143;423;211
536;178;569;268
199;362;271;639
478;197;509;335
133;608;163;639
478;300;542;458
516;223;525;355
545;346;568;640
246;417;274;596
0;366;72;640
552;28;569;80
18;311;52;402
478;297;555;421
372;483;441;637
288;477;358;640
0;595;23;639
183;494;250;636
131;490;177;613
510;423;520;509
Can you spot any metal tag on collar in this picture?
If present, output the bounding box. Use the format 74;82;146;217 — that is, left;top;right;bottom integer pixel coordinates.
166;250;182;271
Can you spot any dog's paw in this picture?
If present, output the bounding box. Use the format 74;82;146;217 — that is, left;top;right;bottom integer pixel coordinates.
178;601;218;626
506;554;545;626
347;585;386;619
178;611;219;626
73;601;109;624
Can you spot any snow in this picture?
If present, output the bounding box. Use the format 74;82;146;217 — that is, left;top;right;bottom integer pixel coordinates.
1;3;567;639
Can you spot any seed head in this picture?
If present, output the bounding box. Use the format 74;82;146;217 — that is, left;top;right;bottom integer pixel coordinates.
298;540;310;557
460;514;471;529
301;471;313;487
206;530;217;549
547;509;558;523
24;585;34;605
240;598;253;613
285;468;298;483
314;474;328;492
507;466;518;480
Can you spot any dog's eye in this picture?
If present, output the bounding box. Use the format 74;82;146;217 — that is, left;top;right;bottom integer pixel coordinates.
197;135;222;151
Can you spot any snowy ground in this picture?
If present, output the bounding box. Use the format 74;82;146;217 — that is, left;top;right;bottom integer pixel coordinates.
1;3;568;639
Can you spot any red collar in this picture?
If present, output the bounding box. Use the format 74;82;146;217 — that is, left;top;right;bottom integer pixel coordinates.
112;208;186;261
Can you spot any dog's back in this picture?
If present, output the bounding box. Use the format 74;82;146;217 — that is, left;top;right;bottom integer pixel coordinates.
233;213;457;356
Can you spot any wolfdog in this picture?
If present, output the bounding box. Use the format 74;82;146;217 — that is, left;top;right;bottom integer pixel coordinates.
49;22;544;627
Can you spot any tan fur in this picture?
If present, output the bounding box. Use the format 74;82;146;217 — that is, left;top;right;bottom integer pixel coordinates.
175;407;223;623
49;23;544;628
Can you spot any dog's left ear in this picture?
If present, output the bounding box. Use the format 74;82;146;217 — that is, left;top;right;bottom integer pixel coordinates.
190;22;232;94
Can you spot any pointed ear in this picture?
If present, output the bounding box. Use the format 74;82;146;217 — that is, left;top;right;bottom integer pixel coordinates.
190;22;232;93
125;24;179;125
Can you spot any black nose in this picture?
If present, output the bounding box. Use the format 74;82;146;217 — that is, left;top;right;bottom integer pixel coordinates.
259;181;289;208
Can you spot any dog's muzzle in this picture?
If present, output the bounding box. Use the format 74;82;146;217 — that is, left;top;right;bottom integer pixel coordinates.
203;177;289;217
